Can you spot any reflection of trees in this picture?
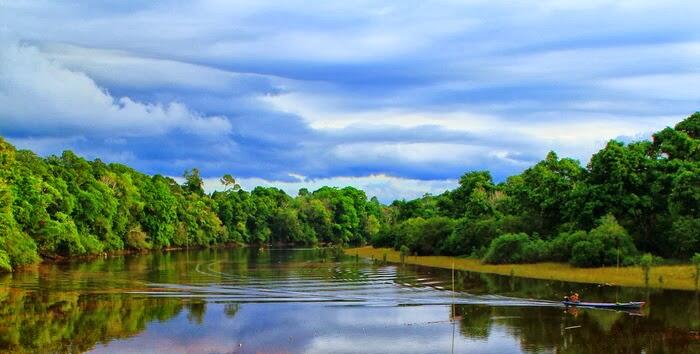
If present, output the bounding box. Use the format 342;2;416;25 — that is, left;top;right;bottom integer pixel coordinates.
453;305;491;339
459;305;700;354
0;289;183;353
224;303;240;318
449;288;700;354
186;300;207;324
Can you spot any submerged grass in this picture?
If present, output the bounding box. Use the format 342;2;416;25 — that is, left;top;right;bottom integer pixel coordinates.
346;246;698;291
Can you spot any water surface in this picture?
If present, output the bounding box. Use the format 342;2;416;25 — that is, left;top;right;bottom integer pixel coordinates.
1;248;698;353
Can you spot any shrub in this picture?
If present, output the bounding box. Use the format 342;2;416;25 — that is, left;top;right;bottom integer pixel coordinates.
588;215;637;266
692;253;700;288
370;224;395;248
0;250;11;272
125;226;152;250
81;234;105;254
639;253;655;287
410;217;454;255
446;217;501;256
482;233;532;264
400;245;410;263
549;230;588;262
1;221;39;268
524;237;551;262
570;240;604;267
394;217;455;256
669;217;700;258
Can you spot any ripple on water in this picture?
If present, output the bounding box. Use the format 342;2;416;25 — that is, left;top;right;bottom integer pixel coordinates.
127;261;559;308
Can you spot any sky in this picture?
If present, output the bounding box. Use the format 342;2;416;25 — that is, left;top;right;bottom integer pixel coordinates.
1;1;698;202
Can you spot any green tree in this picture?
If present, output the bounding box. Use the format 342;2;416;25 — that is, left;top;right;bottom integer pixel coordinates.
183;168;205;196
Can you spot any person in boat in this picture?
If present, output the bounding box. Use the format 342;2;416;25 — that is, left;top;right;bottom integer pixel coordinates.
564;292;580;303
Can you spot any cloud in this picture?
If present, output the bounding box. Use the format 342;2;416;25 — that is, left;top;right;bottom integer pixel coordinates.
190;174;457;203
0;40;232;138
1;1;699;201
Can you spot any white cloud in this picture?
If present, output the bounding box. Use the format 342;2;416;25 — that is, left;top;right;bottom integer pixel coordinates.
0;40;232;137
332;142;486;164
600;72;700;100
264;91;678;165
186;174;457;203
37;42;285;93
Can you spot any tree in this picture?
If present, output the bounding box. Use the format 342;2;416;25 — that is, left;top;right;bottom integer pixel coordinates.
506;151;585;236
220;174;241;191
183;169;205;196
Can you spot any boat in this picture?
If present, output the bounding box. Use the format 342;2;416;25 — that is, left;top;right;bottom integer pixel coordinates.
562;301;645;310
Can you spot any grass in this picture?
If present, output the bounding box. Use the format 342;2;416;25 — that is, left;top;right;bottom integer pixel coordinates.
346;246;699;291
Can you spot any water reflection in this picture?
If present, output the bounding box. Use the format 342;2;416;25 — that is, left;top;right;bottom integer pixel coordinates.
0;248;698;353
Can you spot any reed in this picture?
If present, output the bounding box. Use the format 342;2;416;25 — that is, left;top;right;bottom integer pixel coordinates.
639;253;654;288
345;246;699;291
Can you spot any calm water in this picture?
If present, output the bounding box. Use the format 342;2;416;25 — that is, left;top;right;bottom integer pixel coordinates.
1;248;699;353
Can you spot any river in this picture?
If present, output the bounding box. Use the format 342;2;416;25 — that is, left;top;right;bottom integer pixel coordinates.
1;248;698;353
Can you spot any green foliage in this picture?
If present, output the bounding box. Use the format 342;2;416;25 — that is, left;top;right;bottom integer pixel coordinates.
0;250;10;272
549;230;588;262
482;233;543;264
444;217;502;256
505;151;585;234
639;253;655;287
399;244;409;263
586;215;637;266
668;217;700;257
370;113;700;267
125;225;151;250
0;136;388;271
570;240;605;267
692;253;700;288
387;217;455;256
183;168;205;196
2;112;700;271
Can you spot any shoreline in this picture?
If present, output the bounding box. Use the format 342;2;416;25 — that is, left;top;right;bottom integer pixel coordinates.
9;241;329;273
345;246;699;291
11;242;249;272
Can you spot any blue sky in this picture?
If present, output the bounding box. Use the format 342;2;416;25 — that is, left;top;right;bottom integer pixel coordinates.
1;1;698;201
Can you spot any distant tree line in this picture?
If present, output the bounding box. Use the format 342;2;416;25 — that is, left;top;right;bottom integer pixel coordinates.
373;112;700;267
0;138;382;272
1;113;698;271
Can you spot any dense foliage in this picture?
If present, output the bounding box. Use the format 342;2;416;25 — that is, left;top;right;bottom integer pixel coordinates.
0;138;382;271
376;113;700;266
1;112;698;270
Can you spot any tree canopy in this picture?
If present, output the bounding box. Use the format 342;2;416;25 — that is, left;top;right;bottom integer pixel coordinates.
1;112;699;271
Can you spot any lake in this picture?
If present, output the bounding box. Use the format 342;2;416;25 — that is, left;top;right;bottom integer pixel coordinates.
1;248;698;353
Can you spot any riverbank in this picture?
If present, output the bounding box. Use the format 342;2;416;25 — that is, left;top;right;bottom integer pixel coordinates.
345;246;699;291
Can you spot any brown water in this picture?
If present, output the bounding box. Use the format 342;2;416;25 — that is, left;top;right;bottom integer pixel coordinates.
1;248;699;353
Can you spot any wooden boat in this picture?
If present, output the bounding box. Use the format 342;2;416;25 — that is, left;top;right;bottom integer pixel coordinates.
562;301;645;310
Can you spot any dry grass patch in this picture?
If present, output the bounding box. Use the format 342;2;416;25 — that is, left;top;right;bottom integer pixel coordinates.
346;246;698;291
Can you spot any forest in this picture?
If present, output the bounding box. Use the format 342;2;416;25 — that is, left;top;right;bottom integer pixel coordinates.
0;112;698;271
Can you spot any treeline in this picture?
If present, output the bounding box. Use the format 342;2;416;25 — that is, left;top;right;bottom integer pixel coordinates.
0;138;382;272
373;113;700;267
1;113;698;271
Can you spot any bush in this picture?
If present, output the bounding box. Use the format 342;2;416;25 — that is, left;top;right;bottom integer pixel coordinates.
570;240;604;267
549;230;588;262
2;227;39;268
392;217;455;256
81;234;105;254
524;237;551;262
588;215;637;266
669;217;700;258
482;233;532;264
370;224;395;248
0;250;11;272
125;226;152;250
410;217;454;255
446;217;502;256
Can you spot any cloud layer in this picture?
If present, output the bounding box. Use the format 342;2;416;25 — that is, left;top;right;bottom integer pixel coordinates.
1;1;698;201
